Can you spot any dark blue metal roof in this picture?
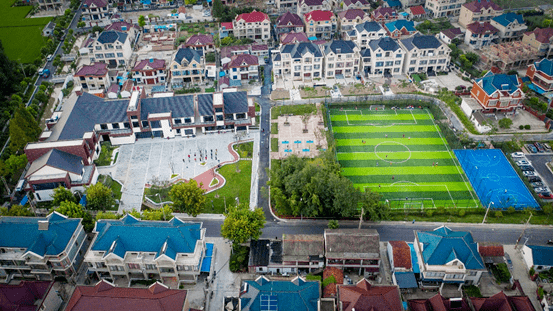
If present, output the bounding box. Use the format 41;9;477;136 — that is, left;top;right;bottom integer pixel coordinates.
323;40;357;55
140;95;195;119
97;30;128;44
281;42;322;58
223;91;248;114
46;149;84;175
401;34;442;51
174;48;203;64
197;94;214;116
369;37;401;52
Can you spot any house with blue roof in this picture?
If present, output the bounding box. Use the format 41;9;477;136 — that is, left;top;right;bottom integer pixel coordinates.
413;226;486;289
89;30;133;69
522;245;553;273
490;13;527;42
384;20;416;39
344;21;387;49
239;276;320;311
470;71;524;111
0;212;87;283
526;58;553;92
85;215;207;286
399;33;451;75
364;37;404;77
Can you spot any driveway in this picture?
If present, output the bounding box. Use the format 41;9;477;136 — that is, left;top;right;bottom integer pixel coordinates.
504;245;541;311
108;133;252;212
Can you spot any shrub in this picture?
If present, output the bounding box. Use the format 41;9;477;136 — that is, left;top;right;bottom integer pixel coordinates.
495;211;503;218
322;275;336;287
498;118;513;129
328;219;339;229
525;125;531;130
458;209;466;217
530;266;535;276
508;206;515;214
519;125;524;130
426;210;434;217
436;206;445;215
306;274;322;281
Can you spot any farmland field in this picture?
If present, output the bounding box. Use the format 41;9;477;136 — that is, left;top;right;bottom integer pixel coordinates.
0;0;52;63
330;106;480;209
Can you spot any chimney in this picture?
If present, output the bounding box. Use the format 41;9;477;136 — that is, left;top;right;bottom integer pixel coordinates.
38;220;49;231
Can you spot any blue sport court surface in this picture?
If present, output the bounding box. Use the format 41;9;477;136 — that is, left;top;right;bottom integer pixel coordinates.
454;149;539;210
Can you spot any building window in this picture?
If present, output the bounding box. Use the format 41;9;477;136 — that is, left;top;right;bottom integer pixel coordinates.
128;263;140;269
112;123;120;129
145;264;156;270
100;124;108;130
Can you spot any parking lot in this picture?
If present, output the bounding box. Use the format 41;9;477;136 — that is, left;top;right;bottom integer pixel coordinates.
105;132;253;212
525;154;553;190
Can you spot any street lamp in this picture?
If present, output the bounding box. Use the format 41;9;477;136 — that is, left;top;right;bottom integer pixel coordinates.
482;201;494;224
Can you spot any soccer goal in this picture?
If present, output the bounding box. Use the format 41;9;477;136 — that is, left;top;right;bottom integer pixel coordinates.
369;105;385;111
387;198;436;209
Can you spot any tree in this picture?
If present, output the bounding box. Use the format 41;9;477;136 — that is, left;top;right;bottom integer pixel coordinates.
543;204;553;220
495;211;503;218
212;0;224;18
185;0;197;4
52;201;95;232
2;154;27;177
9;104;41;152
169;180;206;216
77;21;85;28
95;211;120;221
138;15;146;28
52;186;77;206
221;203;265;244
220;36;234;46
498;118;513;129
0;205;33;216
86;183;115;211
91;25;103;33
360;190;389;221
143;205;173;220
328;219;339;229
0;40;24;100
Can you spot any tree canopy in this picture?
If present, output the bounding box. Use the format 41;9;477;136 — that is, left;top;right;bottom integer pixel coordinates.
9;104;41;152
52;186;77;206
86;183;115;211
51;200;95;232
169;180;206;217
221;203;265;244
0;205;33;216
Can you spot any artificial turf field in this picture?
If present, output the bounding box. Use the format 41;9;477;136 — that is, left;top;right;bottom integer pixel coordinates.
330;106;480;209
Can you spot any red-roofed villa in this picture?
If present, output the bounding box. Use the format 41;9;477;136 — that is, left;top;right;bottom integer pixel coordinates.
74;62;111;91
232;10;271;42
133;58;168;85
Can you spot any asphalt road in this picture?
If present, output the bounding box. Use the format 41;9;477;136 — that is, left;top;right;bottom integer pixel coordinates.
197;218;553;245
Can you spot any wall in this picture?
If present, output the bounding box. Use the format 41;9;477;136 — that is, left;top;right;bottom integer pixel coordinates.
111;134;136;145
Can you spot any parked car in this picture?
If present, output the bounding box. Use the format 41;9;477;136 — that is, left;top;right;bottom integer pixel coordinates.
511;152;525;158
47;54;54;61
523;171;537;177
535;187;549;193
538;192;553;199
504;253;513;269
528;176;542;183
544;143;551;151
530;182;544;188
42;69;50;78
38;68;44;75
547;240;553;245
534;142;545;153
526;144;538;153
520;165;534;171
516;160;531;166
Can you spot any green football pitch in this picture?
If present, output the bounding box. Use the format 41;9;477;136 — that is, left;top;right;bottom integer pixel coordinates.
330;106;479;209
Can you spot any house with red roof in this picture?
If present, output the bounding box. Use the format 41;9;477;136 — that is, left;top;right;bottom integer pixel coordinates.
464;22;499;49
184;34;215;51
275;12;305;38
459;0;503;28
478;243;505;264
133;58;168;85
304;10;337;40
439;28;463;44
470;291;536;311
74;62;110;91
522;28;553;57
297;0;331;15
219;22;233;39
371;7;399;23
280;32;310;45
223;54;259;81
337;9;370;37
406;5;429;20
232;10;271;42
251;44;269;58
337;279;402;311
0;281;62;311
387;241;419;290
526;58;553;92
65;280;190;311
409;294;471;311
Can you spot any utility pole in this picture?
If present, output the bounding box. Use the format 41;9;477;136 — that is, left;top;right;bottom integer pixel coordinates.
358;207;364;229
482;201;494;224
515;212;532;249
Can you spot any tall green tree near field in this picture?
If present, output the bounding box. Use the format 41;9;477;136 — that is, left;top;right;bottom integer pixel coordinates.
51;201;95;232
169;180;206;216
212;0;223;18
0;205;33;216
52;186;77;206
9;104;41;152
138;15;146;29
0;40;24;99
221;203;265;244
1;154;27;178
86;183;115;211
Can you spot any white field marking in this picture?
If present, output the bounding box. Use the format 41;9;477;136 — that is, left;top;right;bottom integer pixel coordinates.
365;182;457;208
341;109;419;127
374;141;412;163
424;109;479;206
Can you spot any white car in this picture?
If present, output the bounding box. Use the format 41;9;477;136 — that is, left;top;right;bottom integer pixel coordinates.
38;68;44;75
511;152;524;158
516;160;531;166
523;171;537;177
535;187;549;193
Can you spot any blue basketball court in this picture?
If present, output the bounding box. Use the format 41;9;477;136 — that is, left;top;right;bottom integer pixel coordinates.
454;149;539;210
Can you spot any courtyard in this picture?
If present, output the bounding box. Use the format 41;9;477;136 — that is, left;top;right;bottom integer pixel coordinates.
99;131;256;213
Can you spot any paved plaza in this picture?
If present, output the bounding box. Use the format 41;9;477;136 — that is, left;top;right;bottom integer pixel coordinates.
99;132;256;213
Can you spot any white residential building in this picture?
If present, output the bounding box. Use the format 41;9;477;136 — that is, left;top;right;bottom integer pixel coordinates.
490;13;527;42
337;9;370;38
400;34;451;74
365;37;404;77
90;30;133;68
297;0;331;15
321;40;361;78
232;10;271;42
425;0;465;18
304;10;337;40
272;42;324;82
345;21;387;49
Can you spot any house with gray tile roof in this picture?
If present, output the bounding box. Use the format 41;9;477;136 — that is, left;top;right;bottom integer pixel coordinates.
344;21;387;49
90;31;133;69
324;229;381;275
171;47;205;85
399;34;451;75
272;42;324;82
365;37;405;77
321;40;360;79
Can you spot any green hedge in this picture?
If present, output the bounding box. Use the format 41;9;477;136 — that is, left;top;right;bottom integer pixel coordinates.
436;91;478;135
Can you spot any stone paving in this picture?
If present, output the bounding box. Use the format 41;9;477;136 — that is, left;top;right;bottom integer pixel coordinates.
103;132;256;213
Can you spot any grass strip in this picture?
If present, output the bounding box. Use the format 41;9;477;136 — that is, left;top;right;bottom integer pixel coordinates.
342;166;461;175
332;125;438;133
337;151;453;160
336;138;446;146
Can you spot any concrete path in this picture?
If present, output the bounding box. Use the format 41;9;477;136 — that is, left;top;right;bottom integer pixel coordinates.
504;245;542;311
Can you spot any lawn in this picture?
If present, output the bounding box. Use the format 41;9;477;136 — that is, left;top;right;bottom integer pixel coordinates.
272;104;317;119
98;175;121;211
233;141;254;158
204;160;252;213
271;122;278;134
271;138;278;152
0;0;52;63
94;142;118;166
330;107;479;209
